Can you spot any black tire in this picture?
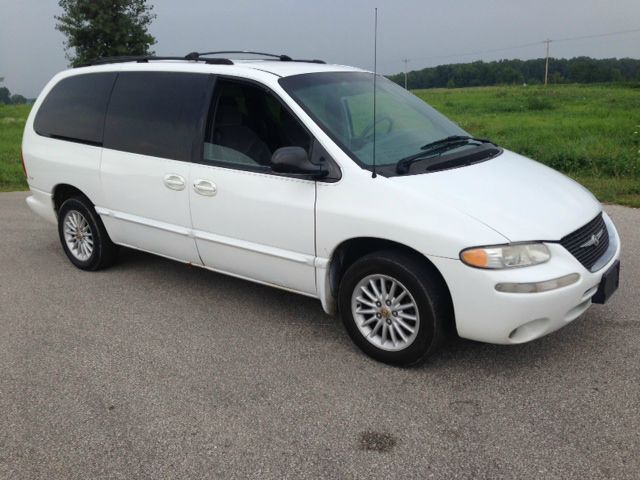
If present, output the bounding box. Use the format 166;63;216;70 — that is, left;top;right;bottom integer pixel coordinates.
338;250;452;366
57;196;118;271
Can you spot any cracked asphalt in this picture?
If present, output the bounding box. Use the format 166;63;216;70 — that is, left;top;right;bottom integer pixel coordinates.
1;191;639;479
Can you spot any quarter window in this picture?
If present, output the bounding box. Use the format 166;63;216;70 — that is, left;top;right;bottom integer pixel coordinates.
103;72;210;161
34;72;117;145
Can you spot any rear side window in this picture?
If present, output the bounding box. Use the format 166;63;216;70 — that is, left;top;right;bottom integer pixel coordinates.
34;73;117;145
104;72;210;161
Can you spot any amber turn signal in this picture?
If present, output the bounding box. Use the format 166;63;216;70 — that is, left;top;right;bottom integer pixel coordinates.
460;249;489;268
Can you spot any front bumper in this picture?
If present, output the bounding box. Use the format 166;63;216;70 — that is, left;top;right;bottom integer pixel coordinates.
429;212;621;344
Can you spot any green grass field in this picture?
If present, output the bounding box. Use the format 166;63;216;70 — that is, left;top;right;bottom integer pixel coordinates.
0;103;30;192
1;83;639;206
415;84;640;207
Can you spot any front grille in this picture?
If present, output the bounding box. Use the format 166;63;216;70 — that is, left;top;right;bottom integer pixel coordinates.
560;213;609;270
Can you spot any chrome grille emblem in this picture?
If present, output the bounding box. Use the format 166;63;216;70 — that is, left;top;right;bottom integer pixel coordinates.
580;228;604;248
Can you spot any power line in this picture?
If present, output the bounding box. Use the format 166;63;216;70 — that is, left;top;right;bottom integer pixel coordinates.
404;40;544;63
395;27;640;65
553;27;640;43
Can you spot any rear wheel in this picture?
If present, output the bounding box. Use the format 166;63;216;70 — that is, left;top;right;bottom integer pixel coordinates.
339;250;451;366
58;197;118;271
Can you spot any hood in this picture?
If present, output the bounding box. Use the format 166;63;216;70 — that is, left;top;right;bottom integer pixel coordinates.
391;150;601;242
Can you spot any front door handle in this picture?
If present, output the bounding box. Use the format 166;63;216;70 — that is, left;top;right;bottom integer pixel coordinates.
163;173;186;191
193;179;217;196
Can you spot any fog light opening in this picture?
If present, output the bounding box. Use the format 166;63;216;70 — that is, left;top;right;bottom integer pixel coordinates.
508;318;550;343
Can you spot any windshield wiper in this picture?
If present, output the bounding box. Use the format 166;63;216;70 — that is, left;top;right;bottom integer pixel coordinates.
396;135;494;174
421;135;492;152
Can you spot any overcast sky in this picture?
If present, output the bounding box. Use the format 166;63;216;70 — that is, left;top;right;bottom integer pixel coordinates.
1;0;639;98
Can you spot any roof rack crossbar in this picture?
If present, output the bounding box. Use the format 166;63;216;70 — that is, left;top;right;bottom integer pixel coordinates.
188;50;292;61
187;51;326;64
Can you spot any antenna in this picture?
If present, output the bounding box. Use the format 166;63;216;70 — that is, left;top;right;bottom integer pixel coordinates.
371;7;378;179
402;58;409;89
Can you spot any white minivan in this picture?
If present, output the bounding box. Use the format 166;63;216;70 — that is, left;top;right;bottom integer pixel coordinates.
23;52;621;365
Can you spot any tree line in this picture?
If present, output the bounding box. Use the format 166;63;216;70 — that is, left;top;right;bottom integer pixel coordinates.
388;57;640;89
0;79;28;105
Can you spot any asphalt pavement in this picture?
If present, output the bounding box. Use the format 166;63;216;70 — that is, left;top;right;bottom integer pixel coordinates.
1;191;639;479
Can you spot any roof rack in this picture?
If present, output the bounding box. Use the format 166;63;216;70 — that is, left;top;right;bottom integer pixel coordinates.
76;51;326;68
76;55;234;68
186;51;326;64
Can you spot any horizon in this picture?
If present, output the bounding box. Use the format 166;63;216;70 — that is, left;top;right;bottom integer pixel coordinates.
3;55;639;100
1;0;639;98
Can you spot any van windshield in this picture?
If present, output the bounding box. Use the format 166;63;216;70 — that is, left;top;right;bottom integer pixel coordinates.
279;72;471;170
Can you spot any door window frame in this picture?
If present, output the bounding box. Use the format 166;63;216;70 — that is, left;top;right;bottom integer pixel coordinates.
194;74;341;182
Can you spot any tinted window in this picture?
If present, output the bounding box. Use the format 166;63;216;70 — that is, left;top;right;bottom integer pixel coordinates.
34;73;117;145
202;79;311;168
104;72;210;161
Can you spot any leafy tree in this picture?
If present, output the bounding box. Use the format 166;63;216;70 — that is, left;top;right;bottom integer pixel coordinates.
56;0;156;66
496;66;523;84
0;87;10;105
10;94;27;105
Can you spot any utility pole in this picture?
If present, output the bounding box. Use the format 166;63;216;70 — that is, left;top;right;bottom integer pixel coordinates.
402;58;409;89
544;39;551;86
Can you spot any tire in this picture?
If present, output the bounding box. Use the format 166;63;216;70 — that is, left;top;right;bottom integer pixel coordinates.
338;250;452;366
57;196;118;271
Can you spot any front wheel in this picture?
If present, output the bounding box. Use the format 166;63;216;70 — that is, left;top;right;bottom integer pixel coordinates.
338;250;452;366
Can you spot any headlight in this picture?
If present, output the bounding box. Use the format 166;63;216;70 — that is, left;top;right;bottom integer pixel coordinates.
460;243;550;269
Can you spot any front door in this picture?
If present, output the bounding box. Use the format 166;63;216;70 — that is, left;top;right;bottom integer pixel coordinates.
189;77;317;295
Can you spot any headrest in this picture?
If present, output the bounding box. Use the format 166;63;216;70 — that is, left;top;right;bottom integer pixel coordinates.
216;97;242;126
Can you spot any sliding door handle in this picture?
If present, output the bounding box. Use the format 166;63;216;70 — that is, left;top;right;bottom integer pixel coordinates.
163;174;186;191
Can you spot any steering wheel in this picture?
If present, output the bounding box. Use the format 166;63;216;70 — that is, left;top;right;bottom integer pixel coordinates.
358;116;394;142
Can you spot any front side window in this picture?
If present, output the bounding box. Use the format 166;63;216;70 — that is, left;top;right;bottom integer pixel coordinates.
279;72;471;170
103;72;210;161
34;72;117;145
202;79;311;169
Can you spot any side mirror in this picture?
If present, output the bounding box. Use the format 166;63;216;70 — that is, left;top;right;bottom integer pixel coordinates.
271;147;327;178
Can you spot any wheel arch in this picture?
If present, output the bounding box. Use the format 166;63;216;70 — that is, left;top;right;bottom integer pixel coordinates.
52;184;93;214
325;237;454;328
